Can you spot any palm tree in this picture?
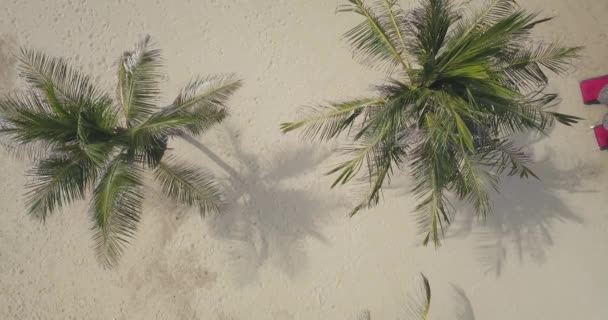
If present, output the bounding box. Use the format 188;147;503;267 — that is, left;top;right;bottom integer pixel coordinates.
0;36;242;267
281;0;581;245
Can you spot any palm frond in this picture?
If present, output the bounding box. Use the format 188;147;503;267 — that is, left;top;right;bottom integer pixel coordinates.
475;138;538;179
328;93;408;189
154;156;224;215
338;0;411;71
281;98;383;141
117;35;163;126
129;107;226;167
410;114;454;246
18;49;110;115
91;158;144;267
451;151;495;217
454;0;519;37
135;101;227;142
406;274;432;320
0;139;52;163
170;74;241;115
0;94;77;145
406;0;457;65
499;44;581;89
438;9;543;77
25;156;94;221
349;129;407;216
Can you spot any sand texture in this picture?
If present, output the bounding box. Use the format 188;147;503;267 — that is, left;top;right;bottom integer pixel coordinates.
1;0;608;319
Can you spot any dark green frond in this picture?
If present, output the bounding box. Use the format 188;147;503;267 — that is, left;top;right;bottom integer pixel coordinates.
91;158;144;267
18;48;110;116
130;107;226;167
154;156;224;215
437;9;543;79
406;0;457;66
451;151;495;217
0;94;77;145
410;114;454;246
25;156;95;221
75;100;120;164
117;35;163;126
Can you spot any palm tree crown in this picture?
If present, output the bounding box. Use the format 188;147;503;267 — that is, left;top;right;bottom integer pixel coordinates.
282;0;581;245
0;36;242;266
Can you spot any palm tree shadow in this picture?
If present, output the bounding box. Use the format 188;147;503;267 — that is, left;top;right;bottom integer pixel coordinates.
184;127;339;284
451;284;476;320
0;34;17;94
450;147;592;277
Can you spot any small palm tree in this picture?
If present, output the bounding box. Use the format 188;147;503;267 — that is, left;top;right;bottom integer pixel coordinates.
359;274;432;320
282;0;581;245
0;36;242;266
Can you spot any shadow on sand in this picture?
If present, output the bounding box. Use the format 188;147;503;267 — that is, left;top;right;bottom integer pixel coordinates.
451;283;476;320
358;281;476;320
183;126;340;284
450;145;593;277
0;34;17;94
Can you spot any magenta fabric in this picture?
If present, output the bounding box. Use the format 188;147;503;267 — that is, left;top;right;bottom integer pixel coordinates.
593;125;608;149
580;76;608;104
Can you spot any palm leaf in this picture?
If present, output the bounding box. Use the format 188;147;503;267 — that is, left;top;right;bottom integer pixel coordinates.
338;0;411;71
454;0;519;37
0;94;77;145
117;35;163;126
499;44;582;89
451;151;495;217
25;156;94;221
407;273;432;320
130;106;227;167
475;138;538;179
91;158;144;267
154;156;224;215
18;49;110;115
406;0;457;65
281;98;383;140
170;74;241;114
349;129;407;216
410;114;454;246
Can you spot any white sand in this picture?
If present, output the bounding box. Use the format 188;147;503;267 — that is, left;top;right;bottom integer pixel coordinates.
1;0;608;319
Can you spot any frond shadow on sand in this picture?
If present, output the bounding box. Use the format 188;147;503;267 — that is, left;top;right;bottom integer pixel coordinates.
184;126;341;285
0;34;17;94
451;283;476;320
449;145;591;277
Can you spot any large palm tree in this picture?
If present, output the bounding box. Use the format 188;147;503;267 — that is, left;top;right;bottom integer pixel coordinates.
282;0;581;245
0;36;242;266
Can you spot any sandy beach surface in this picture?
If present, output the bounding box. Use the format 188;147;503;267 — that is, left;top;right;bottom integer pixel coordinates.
1;0;608;319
